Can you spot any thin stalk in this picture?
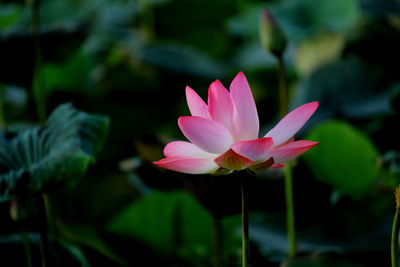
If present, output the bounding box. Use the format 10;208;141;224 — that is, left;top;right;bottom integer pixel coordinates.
277;55;297;257
29;0;46;124
392;208;399;267
22;231;33;267
36;194;49;267
213;217;223;267
277;56;288;118
240;177;249;267
284;162;296;257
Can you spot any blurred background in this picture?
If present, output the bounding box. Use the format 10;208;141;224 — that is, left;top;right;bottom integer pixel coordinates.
1;0;400;266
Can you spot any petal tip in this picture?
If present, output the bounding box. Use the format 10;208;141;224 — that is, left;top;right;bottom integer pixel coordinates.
307;101;319;110
178;115;190;122
309;141;320;147
185;85;194;93
208;79;226;93
153;158;165;167
177;116;190;130
212;79;223;85
233;71;246;82
302;140;320;148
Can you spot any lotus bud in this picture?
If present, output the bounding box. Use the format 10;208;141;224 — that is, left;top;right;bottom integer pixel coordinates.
396;186;400;208
10;198;28;222
260;8;288;57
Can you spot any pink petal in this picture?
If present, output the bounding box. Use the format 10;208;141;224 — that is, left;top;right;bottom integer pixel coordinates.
265;102;319;146
178;116;234;154
231;137;273;162
214;149;253;170
154;156;218;174
271;140;319;164
230;72;260;140
208;80;234;134
185;86;211;119
164;141;210;157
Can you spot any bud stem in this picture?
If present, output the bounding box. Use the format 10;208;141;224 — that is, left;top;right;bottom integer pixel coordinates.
277;56;288;118
392;207;399;267
277;55;297;258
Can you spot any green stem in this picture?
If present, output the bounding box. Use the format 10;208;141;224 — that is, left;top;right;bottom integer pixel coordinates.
277;55;297;258
213;217;223;267
36;194;49;267
277;56;288;118
29;0;46;124
240;177;249;267
284;162;297;257
22;231;33;267
392;208;399;267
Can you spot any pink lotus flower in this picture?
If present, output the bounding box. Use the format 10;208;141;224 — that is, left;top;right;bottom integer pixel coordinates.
154;72;319;174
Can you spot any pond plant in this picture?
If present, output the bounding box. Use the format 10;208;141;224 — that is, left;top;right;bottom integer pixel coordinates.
154;71;319;266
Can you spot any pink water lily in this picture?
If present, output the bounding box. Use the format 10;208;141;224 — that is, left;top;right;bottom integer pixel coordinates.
154;72;319;174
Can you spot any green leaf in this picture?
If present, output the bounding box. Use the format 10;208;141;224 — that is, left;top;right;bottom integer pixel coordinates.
304;121;379;197
108;191;184;254
41;48;94;93
0;103;109;202
107;190;240;261
0;5;21;30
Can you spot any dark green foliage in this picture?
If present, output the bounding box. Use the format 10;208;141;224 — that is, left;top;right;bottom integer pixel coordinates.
294;58;393;119
0;104;109;202
304;121;379;197
0;0;400;265
107;190;241;265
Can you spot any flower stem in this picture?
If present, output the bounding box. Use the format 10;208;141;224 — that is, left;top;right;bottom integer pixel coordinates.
277;55;297;258
284;162;297;257
28;0;46;124
213;216;223;267
36;194;49;267
240;177;249;267
392;208;399;267
277;56;288;118
22;231;33;267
